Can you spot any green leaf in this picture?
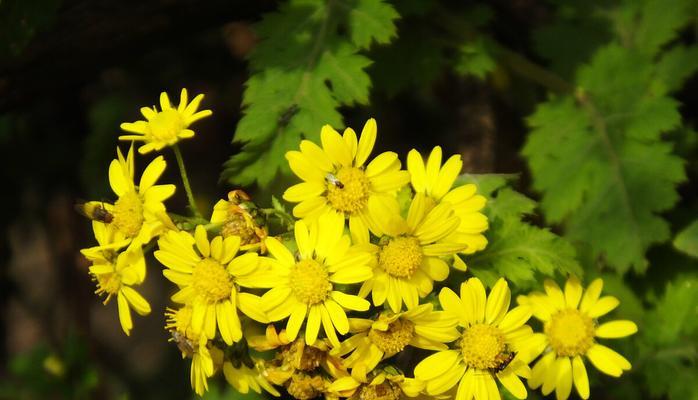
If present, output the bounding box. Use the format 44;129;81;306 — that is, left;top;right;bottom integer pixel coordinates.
454;38;496;80
674;220;698;258
466;184;582;288
523;45;686;274
345;0;399;49
655;45;698;93
223;0;397;187
618;0;695;57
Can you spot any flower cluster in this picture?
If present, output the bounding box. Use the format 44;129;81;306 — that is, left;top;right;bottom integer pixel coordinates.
79;90;637;400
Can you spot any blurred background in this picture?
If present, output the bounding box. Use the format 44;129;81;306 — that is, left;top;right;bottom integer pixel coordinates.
1;0;697;399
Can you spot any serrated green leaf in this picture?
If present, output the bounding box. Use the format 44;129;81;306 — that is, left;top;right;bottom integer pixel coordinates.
467;185;582;288
619;0;695;57
523;45;686;274
674;220;698;258
455;38;496;80
655;45;698;93
644;275;698;345
345;0;399;49
224;0;397;187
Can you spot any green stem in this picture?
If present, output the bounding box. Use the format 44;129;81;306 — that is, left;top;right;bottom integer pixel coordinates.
173;144;202;219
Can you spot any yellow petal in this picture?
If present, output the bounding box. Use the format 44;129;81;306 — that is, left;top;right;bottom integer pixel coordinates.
497;368;527;399
237;293;269;323
595;320;638;338
587;296;620;318
283;181;326;203
455;368;475;400
485;278;511;325
564;276;583;309
407;149;427;194
365;152;399;178
572;356;590;399
300;139;333;172
305;305;322;345
432;153;462;200
467;278;487;323
194;225;210;257
579;278;603;312
439;287;468;326
321;125;352;167
108;159;129;197
160;91;171;110
286;150;325;182
139;156;166;192
265;237;294;267
414;350;460;381
325;300;349;334
122;286;151;315
331;291;370;311
117;292;133;335
544;279;566;310
355;118;377;167
586;344;631;377
286;303;307;341
497;306;531;333
343;127;358;161
554;356;572;400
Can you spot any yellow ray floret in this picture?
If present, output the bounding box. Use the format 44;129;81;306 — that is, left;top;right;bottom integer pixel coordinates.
407;146;488;263
282;118;410;244
358;193;467;312
155;225;271;345
81;221;151;336
519;277;638;400
333;303;460;382
260;214;374;347
120;88;212;154
96;145;175;246
414;278;536;400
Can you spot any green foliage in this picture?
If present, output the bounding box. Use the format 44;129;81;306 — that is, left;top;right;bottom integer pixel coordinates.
460;174;582;288
524;13;693;273
0;0;61;59
222;0;398;187
454;38;495;80
640;275;698;400
674;220;698;258
196;383;263;400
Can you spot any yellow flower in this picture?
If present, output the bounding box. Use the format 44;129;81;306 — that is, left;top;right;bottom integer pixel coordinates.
519;277;638;400
282;119;410;243
328;370;425;400
165;305;215;396
260;215;373;346
120;88;212;154
81;221;151;336
223;358;280;397
407;146;488;264
155;225;270;345
210;190;267;250
333;303;459;381
414;278;535;400
358;194;467;312
99;145;175;245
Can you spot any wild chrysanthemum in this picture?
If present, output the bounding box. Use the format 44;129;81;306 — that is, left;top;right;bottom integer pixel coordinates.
165;306;214;396
260;215;373;346
333;303;459;381
120;88;212;154
100;145;175;245
520;277;638;400
407;146;488;263
282;119;410;243
81;221;151;336
358;194;466;312
155;225;270;345
414;278;534;400
223;358;280;396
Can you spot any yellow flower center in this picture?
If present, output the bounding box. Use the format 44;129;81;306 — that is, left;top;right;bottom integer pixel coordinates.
191;258;233;303
286;373;325;400
94;271;121;303
148;109;184;142
379;236;423;279
460;324;506;370
357;381;402;400
112;191;144;238
326;167;370;215
368;318;415;355
289;259;332;305
545;308;595;357
221;205;260;245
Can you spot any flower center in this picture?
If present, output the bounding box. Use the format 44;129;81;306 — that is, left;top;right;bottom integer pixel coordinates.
94;271;121;303
221;205;260;245
356;381;402;400
148;109;184;142
368;318;415;355
460;324;506;370
379;236;423;279
289;260;332;305
283;339;327;371
545;308;595;357
286;373;325;400
112;191;144;238
191;258;233;303
326;167;370;215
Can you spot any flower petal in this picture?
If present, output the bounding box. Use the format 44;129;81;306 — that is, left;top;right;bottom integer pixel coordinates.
572;355;590;399
595;320;638;338
355;118;377;167
586;344;631;377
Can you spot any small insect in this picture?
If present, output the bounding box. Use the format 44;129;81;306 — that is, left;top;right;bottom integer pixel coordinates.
171;331;195;358
75;201;113;223
325;173;344;189
491;351;516;374
278;104;299;127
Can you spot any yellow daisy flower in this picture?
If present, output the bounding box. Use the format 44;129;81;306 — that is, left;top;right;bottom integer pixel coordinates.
120;88;212;154
223;358;280;397
260;215;373;346
81;221;151;336
358;194;467;312
407;146;488;261
333;303;459;381
99;144;175;245
282;119;410;243
520;277;638;400
155;225;270;345
414;278;535;400
165;306;215;396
